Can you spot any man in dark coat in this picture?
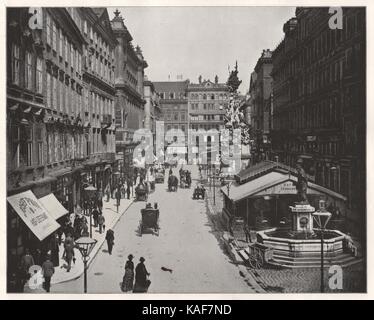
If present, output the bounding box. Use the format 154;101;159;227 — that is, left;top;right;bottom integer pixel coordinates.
105;229;115;255
41;254;55;293
92;208;99;228
133;257;150;293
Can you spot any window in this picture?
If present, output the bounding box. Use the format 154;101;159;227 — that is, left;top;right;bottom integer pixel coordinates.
83;20;87;34
10;124;20;168
52;76;57;109
181;113;185;121
11;44;20;85
20;126;33;167
169;92;175;99
203;94;207;100
174;113;178;121
25;53;34;91
58;29;63;57
46;14;51;45
52;22;57;51
36;126;43;165
60;80;64;113
46;73;51;108
65;84;69;114
36;57;43;94
70;44;74;69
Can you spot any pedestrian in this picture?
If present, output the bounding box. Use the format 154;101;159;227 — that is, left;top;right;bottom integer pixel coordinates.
81;220;89;237
105;229;115;255
92;208;99;228
244;224;251;243
50;233;60;267
41;254;55;293
97;191;103;214
133;257;150;293
169;168;173;177
126;179;131;200
115;188;121;208
63;233;75;272
121;254;134;292
106;185;110;202
20;248;35;278
98;214;105;234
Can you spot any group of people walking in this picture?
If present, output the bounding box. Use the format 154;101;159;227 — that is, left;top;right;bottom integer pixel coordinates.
121;255;151;293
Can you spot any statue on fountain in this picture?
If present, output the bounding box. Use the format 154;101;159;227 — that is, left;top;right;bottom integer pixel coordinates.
296;158;308;204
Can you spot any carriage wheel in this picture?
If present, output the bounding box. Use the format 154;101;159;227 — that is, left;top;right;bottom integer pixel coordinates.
254;252;264;269
248;255;257;269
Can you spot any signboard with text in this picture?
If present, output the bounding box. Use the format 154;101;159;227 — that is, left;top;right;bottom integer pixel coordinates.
7;190;60;241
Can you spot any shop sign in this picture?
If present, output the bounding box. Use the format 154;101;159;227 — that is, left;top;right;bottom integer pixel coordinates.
7;190;60;241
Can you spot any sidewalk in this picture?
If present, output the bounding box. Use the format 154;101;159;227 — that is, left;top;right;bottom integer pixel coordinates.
24;196;134;290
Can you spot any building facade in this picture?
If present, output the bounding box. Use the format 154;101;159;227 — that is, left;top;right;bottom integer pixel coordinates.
144;78;162;140
271;7;366;230
153;80;189;137
250;49;273;163
110;9;148;174
6;7;117;283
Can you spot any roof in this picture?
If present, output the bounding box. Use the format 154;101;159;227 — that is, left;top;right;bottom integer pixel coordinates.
221;171;347;203
235;160;314;184
153;81;189;93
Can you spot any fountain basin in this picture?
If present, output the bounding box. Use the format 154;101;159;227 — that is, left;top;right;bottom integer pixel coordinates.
257;228;346;258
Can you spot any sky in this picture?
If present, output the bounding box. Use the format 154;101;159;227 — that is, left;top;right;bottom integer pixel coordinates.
107;6;296;93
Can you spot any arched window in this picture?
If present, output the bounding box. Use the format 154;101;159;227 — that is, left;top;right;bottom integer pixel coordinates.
211;94;215;100
203;94;207;100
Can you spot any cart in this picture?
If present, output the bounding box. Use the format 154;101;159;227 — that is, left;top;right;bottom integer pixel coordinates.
192;186;205;199
140;206;160;236
135;184;148;201
244;243;274;269
155;170;165;183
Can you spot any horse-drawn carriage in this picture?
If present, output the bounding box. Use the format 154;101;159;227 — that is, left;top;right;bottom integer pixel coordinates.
179;170;192;188
192;184;205;199
139;203;159;236
168;175;178;192
135;183;148;201
155;167;165;184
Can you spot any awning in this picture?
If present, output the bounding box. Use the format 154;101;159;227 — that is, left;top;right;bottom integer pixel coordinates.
7;190;60;241
221;171;347;203
39;193;69;220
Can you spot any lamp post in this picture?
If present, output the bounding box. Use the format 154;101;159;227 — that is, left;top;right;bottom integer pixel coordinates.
75;237;97;293
84;185;97;238
312;200;332;293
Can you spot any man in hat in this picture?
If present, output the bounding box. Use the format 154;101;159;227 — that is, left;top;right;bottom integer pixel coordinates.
133;257;150;293
41;254;55;293
105;229;115;255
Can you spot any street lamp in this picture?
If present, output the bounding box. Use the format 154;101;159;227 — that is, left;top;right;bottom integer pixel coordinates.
312;199;332;293
84;184;97;238
75;237;97;293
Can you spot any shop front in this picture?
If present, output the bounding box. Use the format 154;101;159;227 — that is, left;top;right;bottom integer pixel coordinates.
7;190;61;291
221;166;347;233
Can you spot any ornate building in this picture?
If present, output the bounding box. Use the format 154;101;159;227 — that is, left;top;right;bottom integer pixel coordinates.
250;49;273;163
6;7;117;283
144;77;162;145
111;9;148;174
271;7;366;231
187;76;229;133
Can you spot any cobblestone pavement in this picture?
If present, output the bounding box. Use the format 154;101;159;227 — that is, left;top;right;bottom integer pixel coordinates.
201;171;366;294
250;263;365;293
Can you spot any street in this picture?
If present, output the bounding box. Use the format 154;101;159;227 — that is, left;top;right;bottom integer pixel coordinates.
52;165;251;293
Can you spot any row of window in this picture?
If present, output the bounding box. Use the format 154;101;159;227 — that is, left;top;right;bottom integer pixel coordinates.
159;92;187;100
190;103;226;110
190;124;222;131
45;69;114;125
189;93;228;101
46;13;83;75
165;112;186;122
283;141;340;157
190;115;224;121
8;123;116;169
274;97;339;131
11;44;43;93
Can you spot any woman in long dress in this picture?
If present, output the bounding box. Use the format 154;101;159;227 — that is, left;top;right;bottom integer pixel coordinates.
121;254;134;292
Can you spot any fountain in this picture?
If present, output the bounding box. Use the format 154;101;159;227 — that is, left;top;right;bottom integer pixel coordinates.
256;159;356;268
